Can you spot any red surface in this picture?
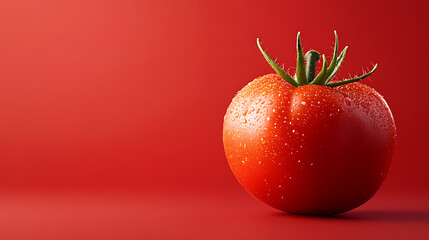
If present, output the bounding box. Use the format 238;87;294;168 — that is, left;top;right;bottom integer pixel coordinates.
0;0;428;239
0;190;428;239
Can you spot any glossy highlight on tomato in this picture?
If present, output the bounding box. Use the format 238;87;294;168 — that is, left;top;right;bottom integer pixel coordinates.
223;32;396;215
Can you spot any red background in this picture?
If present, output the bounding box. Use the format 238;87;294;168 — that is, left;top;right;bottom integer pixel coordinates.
0;0;428;239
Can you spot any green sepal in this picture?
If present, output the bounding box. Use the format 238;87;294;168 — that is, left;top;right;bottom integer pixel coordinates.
327;64;377;87
295;32;307;85
324;46;348;84
311;54;327;85
322;31;339;83
256;31;377;88
257;38;298;87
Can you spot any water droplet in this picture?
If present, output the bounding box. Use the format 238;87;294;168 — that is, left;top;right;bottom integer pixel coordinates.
262;91;267;96
242;119;247;123
272;108;276;113
301;101;306;105
266;117;270;121
345;98;351;106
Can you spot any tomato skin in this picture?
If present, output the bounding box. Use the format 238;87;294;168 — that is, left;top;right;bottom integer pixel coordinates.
223;74;396;215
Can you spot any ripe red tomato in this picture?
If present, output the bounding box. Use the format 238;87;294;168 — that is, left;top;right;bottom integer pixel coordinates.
223;32;396;215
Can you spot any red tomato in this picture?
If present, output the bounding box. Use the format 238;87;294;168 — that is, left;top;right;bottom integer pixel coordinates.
223;32;396;215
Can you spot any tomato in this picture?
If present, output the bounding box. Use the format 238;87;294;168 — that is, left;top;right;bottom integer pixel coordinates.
223;32;396;215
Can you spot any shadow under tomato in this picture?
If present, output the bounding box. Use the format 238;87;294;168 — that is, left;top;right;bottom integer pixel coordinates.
273;210;429;222
342;210;429;222
272;211;355;221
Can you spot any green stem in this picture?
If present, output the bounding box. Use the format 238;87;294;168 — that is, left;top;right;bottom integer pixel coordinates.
305;50;321;82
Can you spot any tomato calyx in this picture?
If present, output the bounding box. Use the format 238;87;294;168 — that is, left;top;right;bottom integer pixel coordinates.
257;31;377;88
